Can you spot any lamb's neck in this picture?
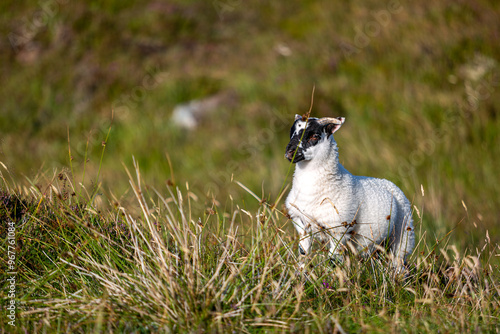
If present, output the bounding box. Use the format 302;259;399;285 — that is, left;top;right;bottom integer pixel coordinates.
293;157;350;190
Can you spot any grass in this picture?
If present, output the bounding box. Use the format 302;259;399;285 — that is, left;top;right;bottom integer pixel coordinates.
0;161;499;333
1;0;500;331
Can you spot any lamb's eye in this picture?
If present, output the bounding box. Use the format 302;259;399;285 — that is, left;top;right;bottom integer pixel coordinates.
309;134;320;142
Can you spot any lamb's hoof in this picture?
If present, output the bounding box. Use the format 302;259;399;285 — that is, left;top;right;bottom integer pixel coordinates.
300;271;310;283
329;254;344;267
395;263;411;278
294;270;310;283
295;263;310;282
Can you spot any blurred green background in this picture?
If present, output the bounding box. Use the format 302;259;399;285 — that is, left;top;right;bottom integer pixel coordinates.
1;0;499;249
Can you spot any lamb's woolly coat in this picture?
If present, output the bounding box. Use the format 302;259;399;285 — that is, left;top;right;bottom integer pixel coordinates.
285;116;415;266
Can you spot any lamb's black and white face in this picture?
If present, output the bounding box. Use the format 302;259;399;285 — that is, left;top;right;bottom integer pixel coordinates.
285;114;345;163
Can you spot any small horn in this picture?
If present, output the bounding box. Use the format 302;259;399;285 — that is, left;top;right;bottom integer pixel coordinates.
317;117;345;125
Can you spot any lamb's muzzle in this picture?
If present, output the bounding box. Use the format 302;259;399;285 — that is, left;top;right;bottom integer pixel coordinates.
284;149;297;161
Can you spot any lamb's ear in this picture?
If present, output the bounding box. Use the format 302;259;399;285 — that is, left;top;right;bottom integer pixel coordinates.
294;114;302;121
319;117;345;134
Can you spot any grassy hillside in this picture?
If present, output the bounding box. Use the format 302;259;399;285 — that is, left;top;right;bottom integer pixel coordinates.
1;0;499;332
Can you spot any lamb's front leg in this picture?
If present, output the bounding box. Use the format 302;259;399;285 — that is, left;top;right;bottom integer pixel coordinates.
295;223;312;270
298;235;312;270
328;233;350;267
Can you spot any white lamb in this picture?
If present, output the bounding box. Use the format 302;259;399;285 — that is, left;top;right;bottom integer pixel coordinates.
284;115;415;269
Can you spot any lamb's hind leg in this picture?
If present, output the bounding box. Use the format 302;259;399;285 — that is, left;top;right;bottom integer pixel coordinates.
391;213;415;272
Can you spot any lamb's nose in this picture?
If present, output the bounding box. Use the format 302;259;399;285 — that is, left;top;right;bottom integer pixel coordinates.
285;150;294;160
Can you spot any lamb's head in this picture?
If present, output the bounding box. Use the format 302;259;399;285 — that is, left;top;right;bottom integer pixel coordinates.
285;114;345;163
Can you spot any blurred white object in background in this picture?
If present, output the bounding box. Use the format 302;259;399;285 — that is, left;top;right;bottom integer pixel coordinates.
171;90;237;129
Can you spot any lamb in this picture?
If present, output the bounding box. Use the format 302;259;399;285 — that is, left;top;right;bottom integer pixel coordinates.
284;115;415;269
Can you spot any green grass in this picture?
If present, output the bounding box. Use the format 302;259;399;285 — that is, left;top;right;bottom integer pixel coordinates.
1;0;500;331
0;163;498;332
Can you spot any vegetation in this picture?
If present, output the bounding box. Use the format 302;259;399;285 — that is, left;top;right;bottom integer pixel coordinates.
1;163;499;332
1;0;499;332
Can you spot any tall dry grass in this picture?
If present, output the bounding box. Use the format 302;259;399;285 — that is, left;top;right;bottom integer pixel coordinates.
1;161;498;332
